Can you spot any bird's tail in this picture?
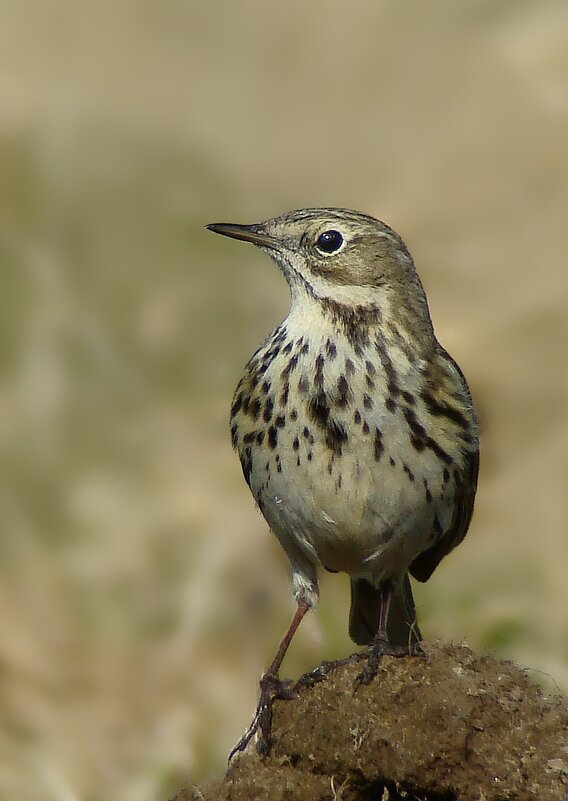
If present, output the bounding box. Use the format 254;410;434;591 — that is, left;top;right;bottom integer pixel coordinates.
348;573;422;647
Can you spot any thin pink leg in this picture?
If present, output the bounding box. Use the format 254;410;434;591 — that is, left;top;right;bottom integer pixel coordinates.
266;598;311;677
229;597;311;759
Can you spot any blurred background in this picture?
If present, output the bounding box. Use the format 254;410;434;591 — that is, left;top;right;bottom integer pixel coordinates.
0;1;567;799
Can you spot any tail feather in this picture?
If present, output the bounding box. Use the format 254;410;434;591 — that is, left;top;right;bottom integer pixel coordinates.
348;573;422;647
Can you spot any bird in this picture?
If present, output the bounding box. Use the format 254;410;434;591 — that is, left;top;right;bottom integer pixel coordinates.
207;208;479;755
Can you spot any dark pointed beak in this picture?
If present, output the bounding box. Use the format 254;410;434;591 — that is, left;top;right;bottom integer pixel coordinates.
206;222;278;250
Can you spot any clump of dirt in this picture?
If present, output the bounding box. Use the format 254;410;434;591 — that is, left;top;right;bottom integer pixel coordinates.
172;644;568;801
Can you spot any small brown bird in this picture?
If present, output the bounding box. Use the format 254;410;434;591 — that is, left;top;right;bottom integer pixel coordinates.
207;208;479;754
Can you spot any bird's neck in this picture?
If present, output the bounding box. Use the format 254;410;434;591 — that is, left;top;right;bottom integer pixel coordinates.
287;279;421;348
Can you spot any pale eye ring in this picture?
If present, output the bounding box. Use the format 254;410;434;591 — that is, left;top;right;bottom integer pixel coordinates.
315;229;344;254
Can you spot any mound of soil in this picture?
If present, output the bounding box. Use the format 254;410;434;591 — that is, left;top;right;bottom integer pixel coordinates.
173;644;568;801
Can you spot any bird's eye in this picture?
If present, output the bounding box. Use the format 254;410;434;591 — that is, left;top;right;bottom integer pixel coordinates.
315;229;344;254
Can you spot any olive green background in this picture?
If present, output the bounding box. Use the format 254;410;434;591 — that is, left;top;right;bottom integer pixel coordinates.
0;2;566;800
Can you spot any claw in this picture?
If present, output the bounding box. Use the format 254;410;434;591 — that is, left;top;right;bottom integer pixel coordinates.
354;638;426;691
295;652;370;690
228;674;297;759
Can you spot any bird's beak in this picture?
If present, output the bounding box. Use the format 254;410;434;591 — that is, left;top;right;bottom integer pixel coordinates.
206;222;279;250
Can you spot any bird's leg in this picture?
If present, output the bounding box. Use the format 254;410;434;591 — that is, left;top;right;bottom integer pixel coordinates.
229;597;311;759
354;580;422;688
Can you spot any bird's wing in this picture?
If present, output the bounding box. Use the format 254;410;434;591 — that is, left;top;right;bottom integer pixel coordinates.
409;446;479;583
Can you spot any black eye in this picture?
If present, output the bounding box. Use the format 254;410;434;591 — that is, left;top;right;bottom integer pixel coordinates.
315;229;344;254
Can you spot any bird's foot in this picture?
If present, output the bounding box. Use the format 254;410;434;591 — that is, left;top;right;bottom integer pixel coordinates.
354;638;425;690
228;673;296;760
295;652;368;689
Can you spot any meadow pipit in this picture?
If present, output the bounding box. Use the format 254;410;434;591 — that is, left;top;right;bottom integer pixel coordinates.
207;208;479;755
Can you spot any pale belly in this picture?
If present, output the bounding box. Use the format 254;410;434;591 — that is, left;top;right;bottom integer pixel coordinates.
232;321;473;585
248;422;455;582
